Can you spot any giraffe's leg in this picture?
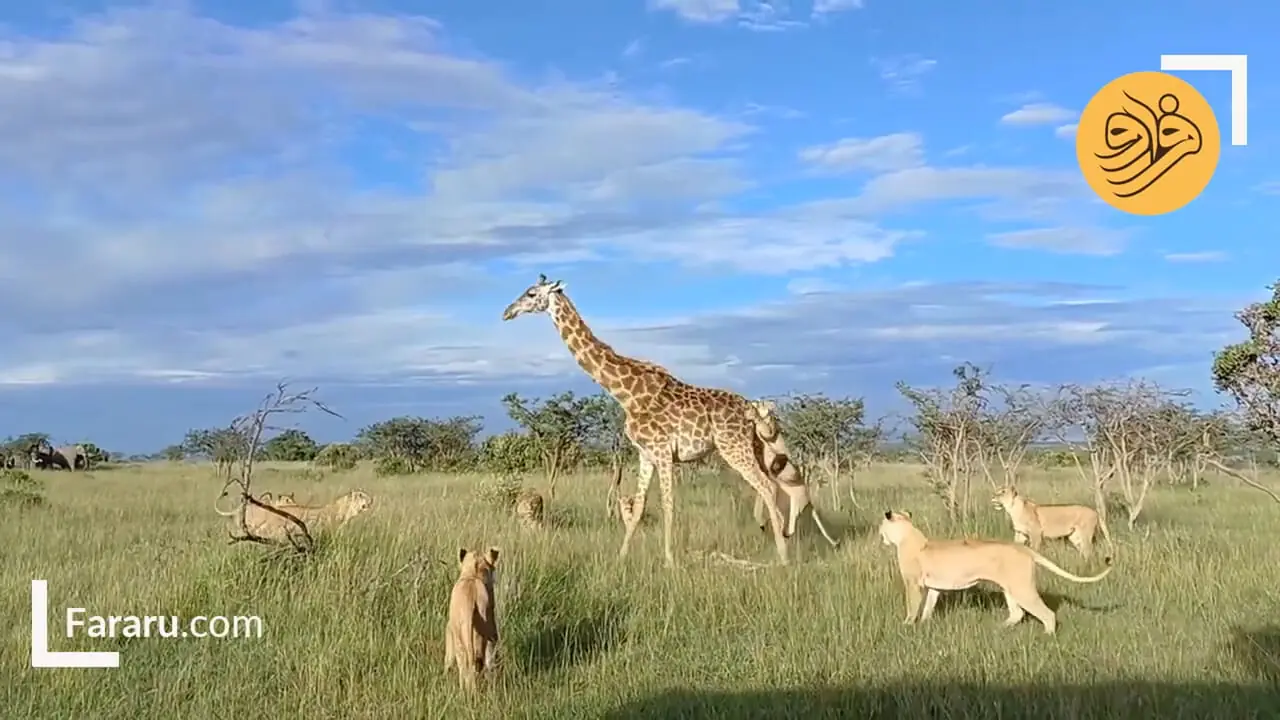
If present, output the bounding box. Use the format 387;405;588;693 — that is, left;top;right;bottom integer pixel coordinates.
617;452;655;559
726;454;790;565
656;458;678;568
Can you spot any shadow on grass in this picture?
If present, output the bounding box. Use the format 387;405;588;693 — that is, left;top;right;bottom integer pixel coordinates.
1228;626;1280;684
597;681;1280;719
930;587;1122;617
505;564;629;677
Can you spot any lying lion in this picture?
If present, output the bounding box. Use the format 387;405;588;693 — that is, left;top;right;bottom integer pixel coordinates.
747;399;839;547
991;485;1112;559
444;547;500;693
214;489;372;544
879;510;1113;635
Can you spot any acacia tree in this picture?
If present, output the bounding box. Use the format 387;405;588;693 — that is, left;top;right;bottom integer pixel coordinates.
183;427;252;481
1211;278;1280;503
774;393;876;511
897;363;991;521
501;391;593;499
355;416;482;475
1044;380;1183;530
978;384;1048;488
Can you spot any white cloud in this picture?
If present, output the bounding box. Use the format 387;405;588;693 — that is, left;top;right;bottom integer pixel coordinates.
1164;251;1228;263
1001;102;1077;126
1255;181;1280;196
648;0;805;29
872;54;937;94
812;0;865;17
1055;123;1078;139
798;133;924;174
988;227;1128;256
0;6;759;316
650;0;742;22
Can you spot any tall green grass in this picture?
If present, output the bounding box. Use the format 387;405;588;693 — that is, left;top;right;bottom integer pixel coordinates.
3;462;1278;718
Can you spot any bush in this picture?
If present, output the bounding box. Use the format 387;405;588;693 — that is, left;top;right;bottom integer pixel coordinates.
476;474;525;509
0;469;46;508
314;443;359;471
479;431;541;476
373;456;414;477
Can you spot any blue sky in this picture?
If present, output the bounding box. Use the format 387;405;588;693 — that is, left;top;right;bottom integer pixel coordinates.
1;0;1276;454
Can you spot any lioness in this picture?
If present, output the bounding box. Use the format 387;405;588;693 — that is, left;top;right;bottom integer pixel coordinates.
747;400;839;547
214;489;372;543
879;510;1113;634
991;485;1112;560
515;490;545;529
259;492;296;506
444;547;500;693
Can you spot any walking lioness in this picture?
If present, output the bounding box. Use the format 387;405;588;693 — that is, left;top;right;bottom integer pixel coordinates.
879;510;1113;634
444;547;500;693
991;485;1112;559
747;400;840;547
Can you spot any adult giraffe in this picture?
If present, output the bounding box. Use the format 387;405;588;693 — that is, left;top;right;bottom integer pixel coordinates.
502;274;791;567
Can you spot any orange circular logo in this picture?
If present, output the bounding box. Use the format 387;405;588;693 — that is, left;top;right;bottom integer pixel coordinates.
1075;71;1220;216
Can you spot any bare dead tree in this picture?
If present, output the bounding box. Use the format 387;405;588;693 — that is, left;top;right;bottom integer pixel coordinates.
217;381;343;553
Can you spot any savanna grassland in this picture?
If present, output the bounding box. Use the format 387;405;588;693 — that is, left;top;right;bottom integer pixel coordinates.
4;461;1280;719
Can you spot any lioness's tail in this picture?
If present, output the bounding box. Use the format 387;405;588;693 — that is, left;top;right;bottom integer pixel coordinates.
1030;549;1113;583
212;493;241;517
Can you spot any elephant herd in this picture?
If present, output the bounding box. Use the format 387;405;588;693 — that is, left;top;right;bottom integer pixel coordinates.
1;441;90;471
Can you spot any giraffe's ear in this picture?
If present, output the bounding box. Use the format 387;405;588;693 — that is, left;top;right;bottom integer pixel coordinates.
537;273;547;284
548;280;565;293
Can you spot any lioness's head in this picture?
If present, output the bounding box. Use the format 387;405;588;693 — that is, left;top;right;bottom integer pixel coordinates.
991;485;1018;510
749;399;780;441
878;509;913;546
457;547;499;587
338;490;373;520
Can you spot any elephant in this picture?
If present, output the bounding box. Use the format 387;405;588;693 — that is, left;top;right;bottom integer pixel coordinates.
30;442;88;471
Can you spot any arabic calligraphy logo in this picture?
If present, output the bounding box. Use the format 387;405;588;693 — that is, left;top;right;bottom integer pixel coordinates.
1076;71;1220;216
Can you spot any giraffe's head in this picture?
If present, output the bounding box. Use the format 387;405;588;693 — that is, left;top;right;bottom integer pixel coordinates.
502;274;565;321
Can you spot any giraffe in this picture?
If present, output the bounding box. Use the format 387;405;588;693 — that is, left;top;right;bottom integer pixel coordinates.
501;274;792;566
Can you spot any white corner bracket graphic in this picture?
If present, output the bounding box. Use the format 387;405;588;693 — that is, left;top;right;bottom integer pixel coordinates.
30;580;119;668
1160;54;1248;146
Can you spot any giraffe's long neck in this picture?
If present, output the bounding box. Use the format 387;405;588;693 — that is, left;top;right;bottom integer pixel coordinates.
549;294;645;403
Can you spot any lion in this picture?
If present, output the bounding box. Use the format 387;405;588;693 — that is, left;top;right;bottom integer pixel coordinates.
214;489;372;543
879;510;1113;635
444;547;500;693
991;485;1112;559
514;490;545;529
747;400;839;547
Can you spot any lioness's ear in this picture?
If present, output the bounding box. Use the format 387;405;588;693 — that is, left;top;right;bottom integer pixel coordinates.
261;492;273;502
903;510;912;519
751;399;775;419
884;510;893;520
485;548;499;566
458;548;469;564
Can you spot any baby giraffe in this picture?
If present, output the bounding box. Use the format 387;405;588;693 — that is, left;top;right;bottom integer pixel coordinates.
443;547;500;693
